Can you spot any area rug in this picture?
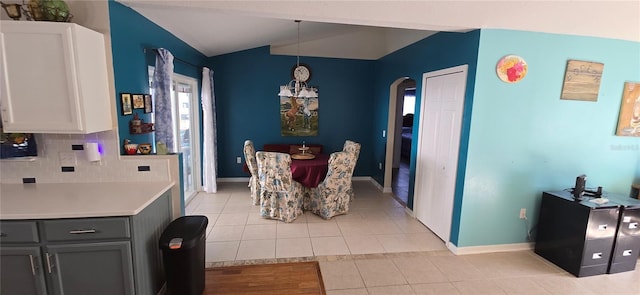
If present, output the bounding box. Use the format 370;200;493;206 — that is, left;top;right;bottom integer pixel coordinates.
204;261;326;295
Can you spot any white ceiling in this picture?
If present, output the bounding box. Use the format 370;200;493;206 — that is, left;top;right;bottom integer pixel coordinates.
117;1;640;60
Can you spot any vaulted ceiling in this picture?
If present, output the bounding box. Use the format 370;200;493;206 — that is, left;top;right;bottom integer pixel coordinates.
118;1;639;60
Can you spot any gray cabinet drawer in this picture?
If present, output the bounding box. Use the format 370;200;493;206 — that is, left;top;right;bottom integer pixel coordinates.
43;218;130;242
0;221;39;243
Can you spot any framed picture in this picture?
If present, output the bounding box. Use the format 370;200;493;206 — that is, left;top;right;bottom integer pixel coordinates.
615;81;640;137
120;93;133;115
144;94;153;113
132;94;145;109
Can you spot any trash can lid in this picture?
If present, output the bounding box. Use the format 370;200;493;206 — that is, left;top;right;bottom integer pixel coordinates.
159;215;208;250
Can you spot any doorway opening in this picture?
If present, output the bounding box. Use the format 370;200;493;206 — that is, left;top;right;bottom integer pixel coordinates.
384;78;416;206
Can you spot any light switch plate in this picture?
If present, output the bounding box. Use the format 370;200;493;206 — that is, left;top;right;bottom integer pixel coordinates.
59;152;77;166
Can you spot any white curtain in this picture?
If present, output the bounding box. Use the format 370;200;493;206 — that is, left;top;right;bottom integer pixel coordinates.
153;48;175;152
201;67;218;192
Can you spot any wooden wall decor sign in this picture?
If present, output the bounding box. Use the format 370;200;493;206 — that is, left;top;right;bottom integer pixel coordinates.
560;60;604;102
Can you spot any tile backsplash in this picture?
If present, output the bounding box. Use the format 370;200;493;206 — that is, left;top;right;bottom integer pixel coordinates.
0;130;171;183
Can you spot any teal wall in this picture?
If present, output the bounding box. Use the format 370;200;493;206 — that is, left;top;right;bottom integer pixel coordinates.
372;31;481;242
106;3;640;248
108;0;206;152
208;47;376;178
457;29;640;247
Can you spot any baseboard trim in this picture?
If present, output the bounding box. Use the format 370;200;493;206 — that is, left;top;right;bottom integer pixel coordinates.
447;242;535;255
404;207;414;217
218;177;250;182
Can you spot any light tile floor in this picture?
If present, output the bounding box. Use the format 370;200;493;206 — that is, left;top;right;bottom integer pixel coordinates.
186;181;640;295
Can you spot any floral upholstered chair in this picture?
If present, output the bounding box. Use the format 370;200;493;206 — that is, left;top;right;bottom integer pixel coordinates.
342;140;361;200
308;151;356;219
256;151;305;223
243;140;260;205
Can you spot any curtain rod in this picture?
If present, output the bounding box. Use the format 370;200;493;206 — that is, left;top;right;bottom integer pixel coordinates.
144;48;203;69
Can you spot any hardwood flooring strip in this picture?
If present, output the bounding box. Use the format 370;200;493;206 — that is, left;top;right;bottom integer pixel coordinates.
204;261;326;295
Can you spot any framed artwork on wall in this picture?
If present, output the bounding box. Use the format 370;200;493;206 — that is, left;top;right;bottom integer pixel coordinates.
144;94;153;113
132;94;145;109
121;93;132;115
615;81;640;137
279;92;319;137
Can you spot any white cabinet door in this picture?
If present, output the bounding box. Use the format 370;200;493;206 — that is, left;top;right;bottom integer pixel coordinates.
0;21;112;134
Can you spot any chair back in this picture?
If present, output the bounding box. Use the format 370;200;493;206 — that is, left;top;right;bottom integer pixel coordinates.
343;140;361;160
243;140;258;176
322;151;356;190
256;151;292;192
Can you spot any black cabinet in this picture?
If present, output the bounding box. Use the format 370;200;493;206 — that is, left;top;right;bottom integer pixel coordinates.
535;191;619;277
535;191;640;277
606;194;640;274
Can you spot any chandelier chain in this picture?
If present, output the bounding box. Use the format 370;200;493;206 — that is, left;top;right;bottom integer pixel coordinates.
296;20;301;68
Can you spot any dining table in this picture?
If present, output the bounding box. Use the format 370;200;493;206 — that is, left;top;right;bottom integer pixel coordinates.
290;153;329;188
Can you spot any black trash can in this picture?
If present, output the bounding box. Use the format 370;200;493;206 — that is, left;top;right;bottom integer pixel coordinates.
159;215;208;295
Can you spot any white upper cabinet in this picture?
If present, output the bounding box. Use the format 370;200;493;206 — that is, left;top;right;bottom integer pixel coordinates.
0;21;113;134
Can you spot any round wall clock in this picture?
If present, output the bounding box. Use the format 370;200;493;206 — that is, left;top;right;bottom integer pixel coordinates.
496;55;528;83
292;64;311;82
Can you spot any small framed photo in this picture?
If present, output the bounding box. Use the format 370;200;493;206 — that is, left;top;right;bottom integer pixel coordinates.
144;94;153;113
132;94;145;109
120;93;133;115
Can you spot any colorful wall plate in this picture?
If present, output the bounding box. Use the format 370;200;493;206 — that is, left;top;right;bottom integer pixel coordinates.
496;55;528;83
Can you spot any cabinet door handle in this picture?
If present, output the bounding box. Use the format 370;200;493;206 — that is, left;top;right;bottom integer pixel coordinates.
45;253;54;274
69;229;96;234
29;254;36;275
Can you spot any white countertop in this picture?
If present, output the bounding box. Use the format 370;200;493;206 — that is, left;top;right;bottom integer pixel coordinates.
0;182;175;220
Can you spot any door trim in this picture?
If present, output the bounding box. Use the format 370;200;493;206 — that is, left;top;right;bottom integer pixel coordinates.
383;77;410;193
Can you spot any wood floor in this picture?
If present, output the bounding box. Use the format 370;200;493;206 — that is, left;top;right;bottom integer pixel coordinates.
204;261;326;295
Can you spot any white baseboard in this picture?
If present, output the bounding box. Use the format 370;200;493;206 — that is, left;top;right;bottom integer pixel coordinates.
404;207;414;217
447;242;535;255
382;187;393;193
218;177;250;182
352;177;384;191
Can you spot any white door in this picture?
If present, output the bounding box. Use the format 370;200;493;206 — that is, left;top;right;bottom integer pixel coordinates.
414;65;468;243
172;75;201;202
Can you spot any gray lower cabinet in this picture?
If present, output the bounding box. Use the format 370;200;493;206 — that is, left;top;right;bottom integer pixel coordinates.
0;190;172;295
0;246;47;295
47;242;134;295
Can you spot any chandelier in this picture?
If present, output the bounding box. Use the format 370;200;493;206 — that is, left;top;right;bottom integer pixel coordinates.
277;20;318;98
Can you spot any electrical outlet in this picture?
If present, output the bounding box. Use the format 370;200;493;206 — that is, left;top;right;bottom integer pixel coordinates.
519;208;526;219
236;157;242;164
